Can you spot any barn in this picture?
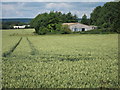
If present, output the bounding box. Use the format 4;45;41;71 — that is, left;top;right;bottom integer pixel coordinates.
13;25;26;29
13;25;30;29
62;23;97;32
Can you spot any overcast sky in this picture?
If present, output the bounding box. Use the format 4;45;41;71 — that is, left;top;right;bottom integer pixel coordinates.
1;0;115;2
1;0;115;18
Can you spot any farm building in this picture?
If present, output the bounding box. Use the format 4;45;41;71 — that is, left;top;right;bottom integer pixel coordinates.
13;25;26;29
62;23;97;32
13;25;30;29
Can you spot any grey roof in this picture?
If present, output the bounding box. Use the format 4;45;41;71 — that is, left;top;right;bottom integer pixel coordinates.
62;23;97;28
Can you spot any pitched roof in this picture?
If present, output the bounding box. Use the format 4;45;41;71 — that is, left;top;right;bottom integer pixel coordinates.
62;23;79;26
62;23;97;28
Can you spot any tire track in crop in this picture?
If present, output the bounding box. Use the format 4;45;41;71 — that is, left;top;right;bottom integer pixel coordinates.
2;37;22;57
26;37;39;55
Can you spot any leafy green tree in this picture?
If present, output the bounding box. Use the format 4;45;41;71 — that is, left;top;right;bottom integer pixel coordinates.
90;6;102;25
102;23;110;28
31;11;78;35
81;14;89;25
38;27;48;35
90;2;120;33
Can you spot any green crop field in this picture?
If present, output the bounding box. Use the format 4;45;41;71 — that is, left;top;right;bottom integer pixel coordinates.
2;29;119;88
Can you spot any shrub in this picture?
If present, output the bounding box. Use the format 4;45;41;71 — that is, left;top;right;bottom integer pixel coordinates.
80;29;116;34
61;25;71;34
38;27;48;35
102;23;110;28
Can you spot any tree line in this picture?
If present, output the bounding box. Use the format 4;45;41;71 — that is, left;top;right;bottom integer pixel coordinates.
30;11;78;35
80;1;120;33
90;1;120;33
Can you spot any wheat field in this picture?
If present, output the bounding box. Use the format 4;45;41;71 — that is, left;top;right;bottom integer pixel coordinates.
2;29;119;88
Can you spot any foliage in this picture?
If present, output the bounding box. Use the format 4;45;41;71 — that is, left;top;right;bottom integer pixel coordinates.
102;23;110;28
31;11;78;35
80;29;117;34
60;25;71;34
2;29;119;88
90;2;120;33
112;17;120;33
81;14;90;25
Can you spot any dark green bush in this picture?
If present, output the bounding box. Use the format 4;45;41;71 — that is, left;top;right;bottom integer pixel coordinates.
102;23;110;28
38;27;48;35
61;25;71;34
80;29;117;34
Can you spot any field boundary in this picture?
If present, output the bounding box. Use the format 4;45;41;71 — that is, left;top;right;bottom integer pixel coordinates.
26;37;39;55
2;37;22;57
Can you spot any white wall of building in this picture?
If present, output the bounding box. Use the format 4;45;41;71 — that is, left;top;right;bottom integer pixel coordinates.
69;23;96;32
13;25;30;29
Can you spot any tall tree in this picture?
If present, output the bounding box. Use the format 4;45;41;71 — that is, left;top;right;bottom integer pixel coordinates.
90;1;120;33
81;14;89;25
90;6;102;25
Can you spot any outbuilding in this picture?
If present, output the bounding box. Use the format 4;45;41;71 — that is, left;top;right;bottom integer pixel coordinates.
13;25;30;29
13;25;26;29
62;23;97;32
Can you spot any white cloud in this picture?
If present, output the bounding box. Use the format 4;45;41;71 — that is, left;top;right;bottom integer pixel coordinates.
46;3;73;9
2;3;25;18
1;0;115;2
1;2;108;18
